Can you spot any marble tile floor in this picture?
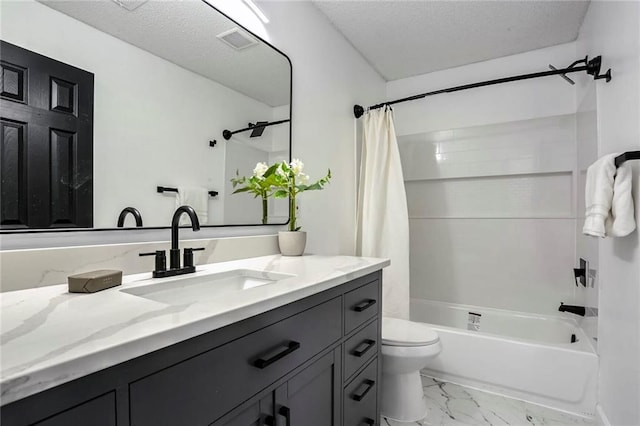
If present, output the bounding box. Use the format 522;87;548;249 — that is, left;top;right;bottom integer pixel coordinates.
382;375;595;426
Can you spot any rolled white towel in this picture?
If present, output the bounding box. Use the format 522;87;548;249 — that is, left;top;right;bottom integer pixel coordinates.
583;154;636;238
605;162;636;237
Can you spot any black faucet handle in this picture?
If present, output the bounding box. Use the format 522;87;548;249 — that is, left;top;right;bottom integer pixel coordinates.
183;247;205;268
139;250;166;272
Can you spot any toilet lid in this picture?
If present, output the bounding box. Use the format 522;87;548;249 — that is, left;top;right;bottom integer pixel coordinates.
382;317;439;347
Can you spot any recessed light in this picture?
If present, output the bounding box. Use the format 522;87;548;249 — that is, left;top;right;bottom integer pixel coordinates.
217;27;258;50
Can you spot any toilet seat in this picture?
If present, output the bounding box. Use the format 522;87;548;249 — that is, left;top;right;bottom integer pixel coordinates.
382;317;439;347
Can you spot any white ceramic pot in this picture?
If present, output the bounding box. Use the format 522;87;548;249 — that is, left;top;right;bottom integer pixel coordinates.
278;231;307;256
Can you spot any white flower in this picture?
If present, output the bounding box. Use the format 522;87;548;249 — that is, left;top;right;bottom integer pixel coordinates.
276;163;288;178
290;159;304;176
298;173;310;184
253;162;268;178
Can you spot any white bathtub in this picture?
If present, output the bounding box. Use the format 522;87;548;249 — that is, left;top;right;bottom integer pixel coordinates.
411;298;598;418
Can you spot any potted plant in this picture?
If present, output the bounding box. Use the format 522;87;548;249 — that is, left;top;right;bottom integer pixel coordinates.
230;162;278;224
272;159;331;255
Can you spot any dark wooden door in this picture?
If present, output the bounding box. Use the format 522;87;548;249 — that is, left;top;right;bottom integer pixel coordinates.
1;40;94;229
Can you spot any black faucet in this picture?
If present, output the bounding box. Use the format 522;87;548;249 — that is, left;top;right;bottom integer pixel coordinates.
139;205;203;278
170;205;201;269
558;303;586;316
117;207;143;227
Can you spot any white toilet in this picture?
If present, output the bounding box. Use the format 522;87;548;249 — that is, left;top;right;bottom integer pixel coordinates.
381;317;442;422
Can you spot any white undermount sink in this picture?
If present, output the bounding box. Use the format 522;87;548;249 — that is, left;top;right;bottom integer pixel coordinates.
120;269;295;305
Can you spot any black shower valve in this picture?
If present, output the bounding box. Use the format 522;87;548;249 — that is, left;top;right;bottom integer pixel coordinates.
573;258;588;287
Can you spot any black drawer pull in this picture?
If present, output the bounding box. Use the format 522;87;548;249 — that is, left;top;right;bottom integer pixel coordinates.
352;339;376;357
352;379;375;401
253;341;301;369
278;406;291;426
264;415;275;426
353;299;376;312
361;418;375;426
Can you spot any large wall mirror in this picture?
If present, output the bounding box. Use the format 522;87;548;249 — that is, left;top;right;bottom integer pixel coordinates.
0;0;291;232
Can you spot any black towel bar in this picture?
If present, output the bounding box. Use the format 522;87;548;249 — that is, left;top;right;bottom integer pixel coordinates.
614;151;640;168
157;186;218;197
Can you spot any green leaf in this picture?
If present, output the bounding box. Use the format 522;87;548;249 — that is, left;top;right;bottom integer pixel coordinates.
232;187;252;194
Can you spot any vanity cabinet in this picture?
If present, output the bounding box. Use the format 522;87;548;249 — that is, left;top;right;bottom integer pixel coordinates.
0;271;382;426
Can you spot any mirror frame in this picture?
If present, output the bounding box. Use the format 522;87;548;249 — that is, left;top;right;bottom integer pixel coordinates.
0;0;292;235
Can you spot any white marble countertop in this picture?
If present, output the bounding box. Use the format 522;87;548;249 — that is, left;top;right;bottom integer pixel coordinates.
0;254;389;405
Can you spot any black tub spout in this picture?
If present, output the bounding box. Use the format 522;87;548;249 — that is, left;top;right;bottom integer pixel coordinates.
558;303;586;316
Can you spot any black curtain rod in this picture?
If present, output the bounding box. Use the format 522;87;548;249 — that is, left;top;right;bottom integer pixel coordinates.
223;119;291;140
615;151;640;168
157;186;218;197
354;55;612;118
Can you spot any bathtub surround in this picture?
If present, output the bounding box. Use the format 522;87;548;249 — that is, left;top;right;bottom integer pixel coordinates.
390;42;579;317
400;114;576;316
357;107;411;319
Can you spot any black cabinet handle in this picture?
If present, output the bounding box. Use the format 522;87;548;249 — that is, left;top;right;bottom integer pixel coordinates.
352;379;375;401
352;339;376;358
353;299;376;312
253;341;301;369
360;418;375;426
264;415;275;426
278;406;291;426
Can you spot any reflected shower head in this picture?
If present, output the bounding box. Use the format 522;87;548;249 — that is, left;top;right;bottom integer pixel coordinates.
249;121;268;138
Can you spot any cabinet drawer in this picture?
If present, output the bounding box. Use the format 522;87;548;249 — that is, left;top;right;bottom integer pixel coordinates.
344;280;379;334
129;297;342;426
344;358;378;426
34;392;116;426
344;319;378;380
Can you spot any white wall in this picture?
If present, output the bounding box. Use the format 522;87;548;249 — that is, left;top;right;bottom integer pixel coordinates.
389;43;580;315
1;0;278;228
575;2;640;424
250;1;386;255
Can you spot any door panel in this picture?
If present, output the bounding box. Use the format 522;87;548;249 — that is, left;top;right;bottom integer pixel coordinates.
0;118;28;227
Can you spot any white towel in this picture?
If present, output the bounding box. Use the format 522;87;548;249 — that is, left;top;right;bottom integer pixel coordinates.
176;186;208;225
583;154;636;238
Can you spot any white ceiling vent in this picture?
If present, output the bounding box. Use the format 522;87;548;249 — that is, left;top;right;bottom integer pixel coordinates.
110;0;149;11
217;28;258;50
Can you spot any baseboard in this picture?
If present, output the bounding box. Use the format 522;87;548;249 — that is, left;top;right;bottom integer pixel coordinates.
596;404;611;426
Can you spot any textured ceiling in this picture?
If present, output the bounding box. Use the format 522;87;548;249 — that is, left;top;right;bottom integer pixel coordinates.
312;0;590;81
39;0;290;107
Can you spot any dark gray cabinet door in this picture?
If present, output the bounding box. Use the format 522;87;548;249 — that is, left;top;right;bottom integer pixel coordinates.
277;348;341;426
0;40;94;229
219;394;274;426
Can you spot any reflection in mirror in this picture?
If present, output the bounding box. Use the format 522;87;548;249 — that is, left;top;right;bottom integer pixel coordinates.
0;0;291;232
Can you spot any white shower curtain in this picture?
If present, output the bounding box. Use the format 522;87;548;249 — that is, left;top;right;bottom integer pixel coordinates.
356;106;410;320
